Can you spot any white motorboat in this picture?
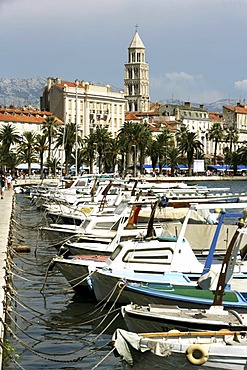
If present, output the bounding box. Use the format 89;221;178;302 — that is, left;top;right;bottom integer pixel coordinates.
89;204;247;305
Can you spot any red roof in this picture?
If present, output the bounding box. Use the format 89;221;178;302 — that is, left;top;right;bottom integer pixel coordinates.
54;80;85;90
0;107;63;124
224;105;247;114
125;113;141;120
209;112;222;122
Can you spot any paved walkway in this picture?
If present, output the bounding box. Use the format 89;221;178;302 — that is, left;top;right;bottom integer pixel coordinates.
0;186;14;368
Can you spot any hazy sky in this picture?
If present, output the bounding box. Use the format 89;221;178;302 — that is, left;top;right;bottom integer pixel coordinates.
1;0;247;104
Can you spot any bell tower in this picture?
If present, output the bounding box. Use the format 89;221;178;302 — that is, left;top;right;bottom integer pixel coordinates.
124;27;150;113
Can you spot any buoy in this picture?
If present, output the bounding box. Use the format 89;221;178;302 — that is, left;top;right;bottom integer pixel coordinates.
11;244;31;253
186;344;209;365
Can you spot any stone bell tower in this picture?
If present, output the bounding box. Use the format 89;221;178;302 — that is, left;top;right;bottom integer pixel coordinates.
124;27;150;113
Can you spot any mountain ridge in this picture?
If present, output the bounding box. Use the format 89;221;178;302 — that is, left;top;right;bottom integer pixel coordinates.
0;77;240;112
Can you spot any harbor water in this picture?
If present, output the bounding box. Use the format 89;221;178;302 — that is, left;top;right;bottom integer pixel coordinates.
4;179;247;369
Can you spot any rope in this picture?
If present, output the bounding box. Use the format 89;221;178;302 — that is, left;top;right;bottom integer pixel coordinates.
91;347;115;370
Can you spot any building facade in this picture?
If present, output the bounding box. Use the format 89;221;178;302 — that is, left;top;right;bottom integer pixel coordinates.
40;78;126;139
124;30;150;113
223;103;247;148
159;102;214;156
0;106;64;165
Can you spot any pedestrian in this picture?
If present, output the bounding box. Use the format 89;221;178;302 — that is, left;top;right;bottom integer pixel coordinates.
0;173;6;199
6;173;12;190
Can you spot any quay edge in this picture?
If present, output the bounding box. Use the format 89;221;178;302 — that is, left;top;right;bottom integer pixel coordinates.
0;187;14;369
13;175;247;189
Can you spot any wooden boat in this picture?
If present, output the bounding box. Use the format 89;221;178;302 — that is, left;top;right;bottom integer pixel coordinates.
112;328;247;370
122;303;247;333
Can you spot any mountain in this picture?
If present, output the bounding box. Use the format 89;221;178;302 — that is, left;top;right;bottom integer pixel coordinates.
0;77;47;108
156;98;239;113
0;77;240;112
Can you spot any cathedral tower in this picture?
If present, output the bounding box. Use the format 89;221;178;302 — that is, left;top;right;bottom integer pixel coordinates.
124;29;150;112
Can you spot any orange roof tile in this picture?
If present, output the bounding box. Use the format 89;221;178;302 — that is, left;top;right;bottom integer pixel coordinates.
125;113;141;120
0;108;63;125
209;112;222;122
224;105;247;114
54;80;85;90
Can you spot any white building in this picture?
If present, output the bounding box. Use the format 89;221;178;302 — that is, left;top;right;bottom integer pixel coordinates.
40;78;126;139
223;103;247;148
159;102;215;156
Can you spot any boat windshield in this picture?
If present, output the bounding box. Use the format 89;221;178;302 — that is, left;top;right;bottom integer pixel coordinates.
109;244;122;261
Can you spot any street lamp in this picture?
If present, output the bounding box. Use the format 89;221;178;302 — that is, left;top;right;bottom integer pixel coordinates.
132;144;137;177
75;79;79;176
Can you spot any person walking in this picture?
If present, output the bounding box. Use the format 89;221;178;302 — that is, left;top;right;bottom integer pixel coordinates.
6;173;12;190
0;173;6;199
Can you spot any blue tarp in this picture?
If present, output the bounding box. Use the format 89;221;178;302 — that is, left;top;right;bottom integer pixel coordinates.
143;164;188;170
208;165;247;171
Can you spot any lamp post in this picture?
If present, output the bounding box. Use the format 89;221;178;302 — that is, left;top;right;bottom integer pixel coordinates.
132;144;137;177
75;79;79;176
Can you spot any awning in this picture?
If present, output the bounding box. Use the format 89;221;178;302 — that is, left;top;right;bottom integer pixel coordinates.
16;163;47;170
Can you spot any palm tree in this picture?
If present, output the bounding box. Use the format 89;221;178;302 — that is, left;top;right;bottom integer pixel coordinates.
118;122;134;176
137;124;152;174
42;115;58;169
224;125;239;155
175;125;189;157
18;131;38;176
46;157;61;177
167;143;181;177
145;139;159;174
118;121;152;176
35;134;48;179
102;137;120;174
5;151;19;174
238;145;247;165
94;127;112;173
0;123;21;152
0;124;21;170
207;123;224;165
55;122;81;174
178;131;204;176
156;127;173;174
82;132;97;174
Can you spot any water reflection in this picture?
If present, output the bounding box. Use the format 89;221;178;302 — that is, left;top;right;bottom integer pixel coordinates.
5;194;122;369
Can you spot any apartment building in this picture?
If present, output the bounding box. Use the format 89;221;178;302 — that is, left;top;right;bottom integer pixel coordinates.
223;103;247;148
0;106;64;162
40;78;126;139
158;102;214;155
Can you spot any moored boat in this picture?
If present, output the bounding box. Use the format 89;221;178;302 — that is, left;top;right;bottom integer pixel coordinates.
112;328;247;370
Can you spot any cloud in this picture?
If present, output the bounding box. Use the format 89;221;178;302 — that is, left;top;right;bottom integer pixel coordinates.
165;72;201;83
234;80;247;91
150;71;223;103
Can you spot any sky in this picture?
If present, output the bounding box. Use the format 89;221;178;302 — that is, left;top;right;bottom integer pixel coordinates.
1;0;247;104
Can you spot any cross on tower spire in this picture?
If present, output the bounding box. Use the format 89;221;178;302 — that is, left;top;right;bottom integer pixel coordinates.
135;24;138;33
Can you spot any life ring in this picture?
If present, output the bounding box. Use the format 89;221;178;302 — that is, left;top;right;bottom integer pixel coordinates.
186;344;209;365
118;281;126;289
